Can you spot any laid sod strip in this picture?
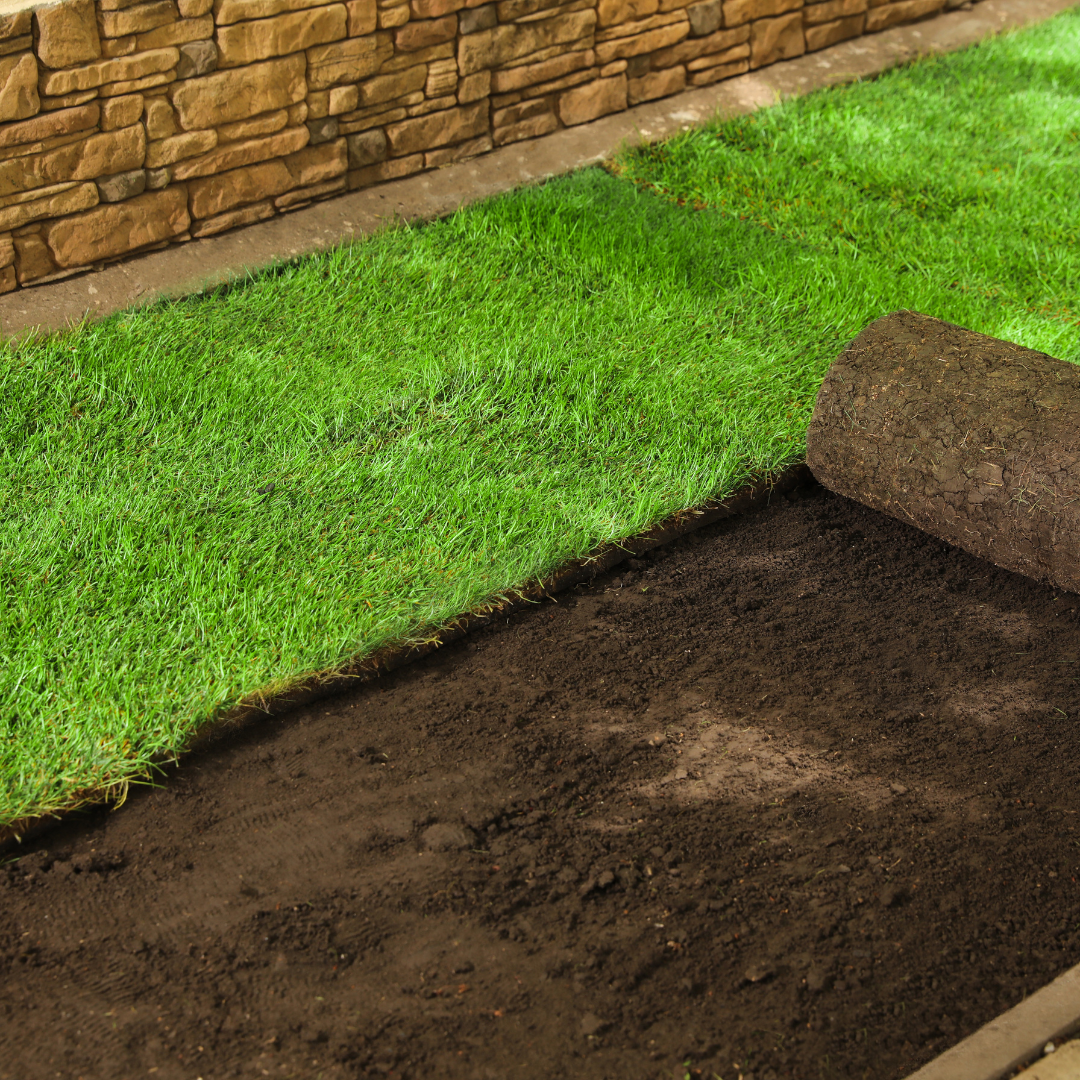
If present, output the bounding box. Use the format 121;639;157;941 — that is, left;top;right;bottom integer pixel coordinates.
610;5;1080;359
3;16;1080;829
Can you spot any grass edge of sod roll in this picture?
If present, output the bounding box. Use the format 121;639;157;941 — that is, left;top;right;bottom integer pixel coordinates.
2;7;1079;829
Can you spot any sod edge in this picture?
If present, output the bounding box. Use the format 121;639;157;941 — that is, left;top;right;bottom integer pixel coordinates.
0;463;811;854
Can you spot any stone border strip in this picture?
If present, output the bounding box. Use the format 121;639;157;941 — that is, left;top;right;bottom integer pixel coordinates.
905;963;1080;1080
0;463;812;852
0;0;1074;340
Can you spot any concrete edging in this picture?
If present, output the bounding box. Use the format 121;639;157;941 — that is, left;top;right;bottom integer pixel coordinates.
0;0;1076;340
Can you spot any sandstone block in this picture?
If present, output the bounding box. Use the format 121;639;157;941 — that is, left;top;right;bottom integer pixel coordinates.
723;0;801;25
307;89;330;116
597;0;657;26
346;126;386;165
187;158;291;216
14;233;56;283
0;36;34;59
146;128;215;165
102;93;143;128
39;90;98;111
101;35;136;56
99;71;174;96
96;167;146;201
685;39;746;66
595;8;683;39
143;95;176;137
287;100;307;123
424;131;488;166
35;0;101;69
425;56;457;96
98;0;160;12
44;186;188;265
489;47;591;92
284;139;345;183
172;124;307;178
802;0;865;23
458;9;595;75
492;110;556;145
0;54;38;121
217;6;347;68
0;124;144;196
385;99;486;155
218;108;288;139
595;20;686;62
99;1;178;38
214;0;340;25
145;164;170;185
274;175;343;208
558;72;625;125
686;54;746;82
599;59;624;74
307;33;392;88
687;0;722;33
40;47;177;95
804;11;862;47
864;0;943;29
347;149;421;187
328;84;358;112
377;3;409;26
191;198;273;236
170;54;304;128
306;115;339;142
0;179;98;231
406;91;455;115
458;3;495;31
347;0;377;33
379;39;450;69
176;39;217;77
178;0;213;14
357;63;426;105
492;95;550;128
457;69;489;101
339;104;404;132
395;13;455;50
410;0;464;14
0;265;14;292
495;0;561;18
651;21;746;63
749;9;803;66
137;15;214;49
628;63;683;102
0;102;98;147
0;13;31;40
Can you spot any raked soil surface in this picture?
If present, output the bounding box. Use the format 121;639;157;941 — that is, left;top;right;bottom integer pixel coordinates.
3;480;1080;1080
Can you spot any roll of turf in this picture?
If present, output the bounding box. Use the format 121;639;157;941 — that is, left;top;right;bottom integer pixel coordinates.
806;309;1080;594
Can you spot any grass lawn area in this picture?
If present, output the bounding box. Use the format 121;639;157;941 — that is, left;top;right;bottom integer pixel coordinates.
2;8;1078;829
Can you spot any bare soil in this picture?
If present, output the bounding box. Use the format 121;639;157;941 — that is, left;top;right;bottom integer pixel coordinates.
3;479;1080;1080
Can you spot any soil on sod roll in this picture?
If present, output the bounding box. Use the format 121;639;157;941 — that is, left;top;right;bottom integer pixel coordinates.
3;481;1080;1080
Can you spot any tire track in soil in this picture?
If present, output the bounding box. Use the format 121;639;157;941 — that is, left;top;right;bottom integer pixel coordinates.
2;480;1080;1080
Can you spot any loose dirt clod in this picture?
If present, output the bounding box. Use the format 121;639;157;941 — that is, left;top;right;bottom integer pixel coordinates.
808;309;1080;592
2;484;1080;1080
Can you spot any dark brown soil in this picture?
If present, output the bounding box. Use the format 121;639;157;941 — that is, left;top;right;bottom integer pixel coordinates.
3;480;1080;1080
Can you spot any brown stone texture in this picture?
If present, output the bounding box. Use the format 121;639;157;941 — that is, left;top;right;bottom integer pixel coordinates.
687;54;747;81
145;128;216;166
0;125;144;196
170;54;305;128
595;17;688;62
274;175;343;208
492;95;551;128
807;310;1080;594
864;0;943;29
345;126;386;165
347;0;378;33
40;47;177;95
307;114;338;140
377;3;410;27
43;186;188;266
685;38;746;66
217;6;348;68
14;233;57;283
492;110;556;145
425;56;457;96
0;13;31;41
457;3;494;31
218;108;288;139
35;0;102;69
191;198;274;236
100;35;136;57
0;103;99;148
0;179;98;231
394;13;456;50
178;0;214;14
347;148;421;186
724;0;801;25
457;69;490;101
805;11;863;47
215;0;341;25
176;39;217;78
357;64;427;105
99;1;178;38
0;265;15;292
328;84;358;112
101;92;143;128
96;166;146;200
0;54;39;122
307;33;393;87
489;47;591;91
411;0;465;15
558;72;625;124
143;96;176;137
171;124;308;178
0;36;35;59
137;15;215;49
627;63;683;103
423;130;488;165
597;0;657;26
749;9;804;66
457;9;595;75
385;99;486;154
802;0;866;23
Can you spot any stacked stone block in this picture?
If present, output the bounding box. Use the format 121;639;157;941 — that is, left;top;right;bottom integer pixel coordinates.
0;0;976;291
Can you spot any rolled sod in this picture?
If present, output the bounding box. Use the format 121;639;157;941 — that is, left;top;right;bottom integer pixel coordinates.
806;309;1080;594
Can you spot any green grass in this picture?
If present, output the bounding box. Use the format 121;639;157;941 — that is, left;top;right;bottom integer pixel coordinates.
3;7;1079;829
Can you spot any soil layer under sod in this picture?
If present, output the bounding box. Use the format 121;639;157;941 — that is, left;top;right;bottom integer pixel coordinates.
2;481;1080;1080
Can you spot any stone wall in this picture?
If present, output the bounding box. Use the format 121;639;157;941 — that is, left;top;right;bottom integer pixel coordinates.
0;0;965;290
